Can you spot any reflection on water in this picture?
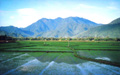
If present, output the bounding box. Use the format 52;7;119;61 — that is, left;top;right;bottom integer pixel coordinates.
77;50;120;63
0;53;120;75
95;57;111;61
2;58;120;75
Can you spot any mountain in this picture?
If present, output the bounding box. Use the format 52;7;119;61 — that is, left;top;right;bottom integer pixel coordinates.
109;18;120;24
0;26;34;37
23;17;99;37
0;17;99;37
77;17;120;38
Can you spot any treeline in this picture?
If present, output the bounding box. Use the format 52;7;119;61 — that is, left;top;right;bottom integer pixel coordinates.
0;35;16;40
1;35;120;41
0;35;16;43
16;37;120;41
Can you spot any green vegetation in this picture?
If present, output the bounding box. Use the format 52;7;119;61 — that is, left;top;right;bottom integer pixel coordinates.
78;23;120;38
0;41;120;75
0;41;120;67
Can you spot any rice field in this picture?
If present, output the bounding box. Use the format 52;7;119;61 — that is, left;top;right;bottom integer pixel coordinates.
0;41;120;75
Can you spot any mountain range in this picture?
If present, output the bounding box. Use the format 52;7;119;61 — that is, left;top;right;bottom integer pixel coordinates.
0;17;120;38
77;18;120;38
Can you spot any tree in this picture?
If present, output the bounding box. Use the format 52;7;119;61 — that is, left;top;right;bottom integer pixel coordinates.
94;37;100;41
104;36;109;41
87;37;94;41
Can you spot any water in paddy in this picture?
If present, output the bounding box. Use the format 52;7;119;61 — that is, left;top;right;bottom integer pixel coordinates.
0;52;120;75
77;50;120;63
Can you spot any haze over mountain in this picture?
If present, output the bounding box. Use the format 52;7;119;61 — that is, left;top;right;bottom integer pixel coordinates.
77;18;120;38
0;26;34;37
0;17;99;37
0;17;120;38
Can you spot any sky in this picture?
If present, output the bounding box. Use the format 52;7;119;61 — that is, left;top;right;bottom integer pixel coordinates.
0;0;120;28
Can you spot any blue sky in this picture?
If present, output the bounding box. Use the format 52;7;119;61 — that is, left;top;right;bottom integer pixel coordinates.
0;0;120;28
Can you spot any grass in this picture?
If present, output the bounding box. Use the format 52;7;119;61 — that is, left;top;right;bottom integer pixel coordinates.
1;41;120;51
70;42;120;50
0;40;120;66
0;40;120;75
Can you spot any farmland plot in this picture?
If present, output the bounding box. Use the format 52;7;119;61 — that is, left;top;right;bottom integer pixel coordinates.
0;41;120;75
7;59;49;75
70;42;120;50
6;46;70;51
0;53;35;74
76;50;120;63
0;52;21;62
41;53;120;75
0;52;120;75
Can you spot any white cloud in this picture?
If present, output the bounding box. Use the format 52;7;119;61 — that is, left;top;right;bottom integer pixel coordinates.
43;9;110;24
17;8;37;16
79;4;96;8
10;16;15;19
16;8;42;27
75;4;97;9
107;6;118;10
16;8;82;27
14;5;118;28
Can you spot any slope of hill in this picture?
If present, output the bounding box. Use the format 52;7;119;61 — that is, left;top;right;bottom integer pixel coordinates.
77;18;120;38
0;17;99;37
109;18;120;24
0;26;34;37
1;17;120;38
23;17;99;37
